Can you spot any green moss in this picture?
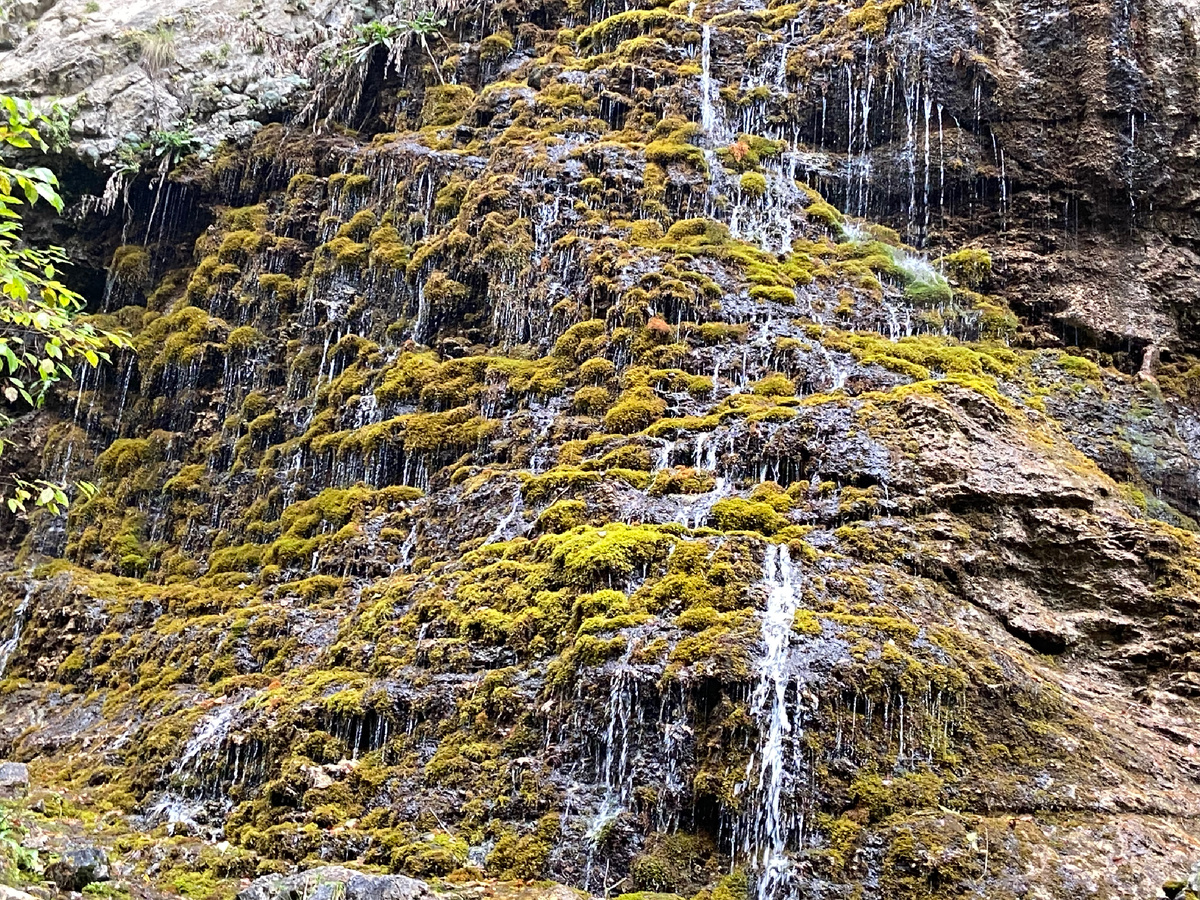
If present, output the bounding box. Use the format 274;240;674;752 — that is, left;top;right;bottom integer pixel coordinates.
257;273;294;298
486;814;560;879
645;135;708;172
844;0;903;36
576;9;688;50
1059;353;1103;380
421;84;475;127
712;499;788;535
226;325;262;351
536;500;588;534
208;543;263;575
752;373;795;397
904;276;954;306
940;247;992;290
604;386;667;433
630;219;665;244
548;524;676;586
522;468;603;503
712;871;748;900
337;208;377;240
313;236;369;278
111;245;150;285
480;30;515;59
803;186;843;228
649;467;716;497
749;284;797;304
218;229;268;261
580;357;616;384
739;172;768;198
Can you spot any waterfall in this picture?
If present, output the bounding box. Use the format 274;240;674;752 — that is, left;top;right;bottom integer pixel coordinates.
583;644;640;892
0;587;33;679
739;545;809;900
482;492;524;546
653;438;675;474
700;25;717;137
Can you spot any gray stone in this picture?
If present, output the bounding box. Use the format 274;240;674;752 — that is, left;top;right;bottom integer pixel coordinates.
237;866;433;900
0;885;40;900
0;0;353;162
0;761;29;800
46;846;111;891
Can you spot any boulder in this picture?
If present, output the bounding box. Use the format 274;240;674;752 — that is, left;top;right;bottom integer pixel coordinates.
45;846;111;891
238;867;433;900
0;761;28;800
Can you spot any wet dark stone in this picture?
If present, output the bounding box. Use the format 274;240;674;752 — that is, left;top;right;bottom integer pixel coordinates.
238;866;434;900
0;761;28;800
46;846;110;891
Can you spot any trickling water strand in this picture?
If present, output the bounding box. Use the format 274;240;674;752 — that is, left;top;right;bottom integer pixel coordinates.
738;545;808;900
583;646;639;890
936;103;945;228
653;438;674;474
482;492;524;546
656;691;691;832
0;587;33;678
700;25;717;138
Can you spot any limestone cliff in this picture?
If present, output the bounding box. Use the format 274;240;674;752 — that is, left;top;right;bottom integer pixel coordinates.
2;0;1200;898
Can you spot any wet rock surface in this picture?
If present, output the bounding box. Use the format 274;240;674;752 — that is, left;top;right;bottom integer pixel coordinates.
2;0;1200;898
239;867;432;900
45;846;111;891
0;763;29;801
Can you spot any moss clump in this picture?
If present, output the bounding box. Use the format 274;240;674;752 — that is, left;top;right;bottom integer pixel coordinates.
257;273;294;298
712;871;749;900
536;500;588;534
486;814;560;879
644;122;708;173
711;498;788;535
665;217;730;244
904;275;954;306
548;524;676;587
313;236;368;278
421;84;475;127
739;172;768;198
576;9;687;51
630;219;665;244
604;385;667;434
480;30;514;59
718;134;786;171
208;543;263;574
649;467;716;497
111;245;150;285
337;208;377;240
580;357;616;384
940;247;992;290
844;0;904;36
1059;353;1103;381
803;186;843;228
552;319;608;360
752;373;795;397
369;223;410;270
573;385;612;414
226;325;262;351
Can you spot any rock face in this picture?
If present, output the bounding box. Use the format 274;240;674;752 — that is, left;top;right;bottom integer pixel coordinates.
0;761;29;800
239;867;433;900
45;846;111;891
0;0;350;161
2;0;1200;898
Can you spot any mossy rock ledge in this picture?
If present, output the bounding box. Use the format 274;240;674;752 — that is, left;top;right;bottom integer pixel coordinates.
3;0;1200;898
